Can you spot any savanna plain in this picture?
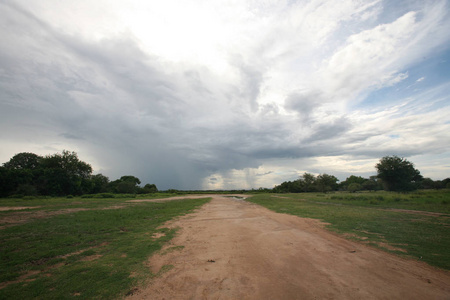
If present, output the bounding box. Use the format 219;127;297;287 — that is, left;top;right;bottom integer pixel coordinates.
1;190;449;299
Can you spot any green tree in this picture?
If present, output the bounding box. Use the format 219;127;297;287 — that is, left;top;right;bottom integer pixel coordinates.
420;178;435;189
299;173;316;192
341;175;367;190
347;183;362;193
142;183;158;193
375;156;422;192
1;152;43;196
0;167;21;196
361;176;382;191
39;150;93;195
315;174;339;193
272;173;318;193
89;174;110;194
119;176;141;185
3;152;42;170
273;180;297;193
109;175;141;194
117;181;137;194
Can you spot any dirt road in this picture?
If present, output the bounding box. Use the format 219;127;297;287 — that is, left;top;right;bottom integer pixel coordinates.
129;195;450;299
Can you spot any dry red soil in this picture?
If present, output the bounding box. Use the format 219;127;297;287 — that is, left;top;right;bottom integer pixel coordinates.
128;195;450;300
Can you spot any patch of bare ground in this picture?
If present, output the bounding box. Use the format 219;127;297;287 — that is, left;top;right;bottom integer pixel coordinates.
127;195;215;203
151;232;166;239
270;195;290;199
0;206;41;211
0;270;41;290
343;232;408;253
382;208;449;217
80;254;102;262
101;205;129;210
128;195;450;300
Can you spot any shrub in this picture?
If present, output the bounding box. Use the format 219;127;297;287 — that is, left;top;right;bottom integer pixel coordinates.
93;193;115;198
347;183;362;193
15;184;38;196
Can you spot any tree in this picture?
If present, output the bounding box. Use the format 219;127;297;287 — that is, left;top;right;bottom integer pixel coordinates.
420;178;435;189
315;174;339;193
39;150;93;195
272;173;318;193
117;181;137;194
347;183;362;193
375;156;422;191
299;173;316;192
1;152;43;196
89;174;110;193
3;152;42;170
273;180;297;193
119;176;141;185
109;175;141;194
340;175;367;190
142;183;158;193
361;176;382;191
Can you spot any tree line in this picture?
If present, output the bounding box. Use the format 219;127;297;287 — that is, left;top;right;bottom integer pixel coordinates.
273;156;450;193
0;151;158;197
1;152;449;197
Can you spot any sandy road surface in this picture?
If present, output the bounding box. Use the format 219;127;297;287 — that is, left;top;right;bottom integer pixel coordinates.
129;195;450;300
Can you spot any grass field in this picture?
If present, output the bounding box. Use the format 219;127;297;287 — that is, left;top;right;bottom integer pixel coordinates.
247;190;450;270
0;194;210;299
1;190;449;298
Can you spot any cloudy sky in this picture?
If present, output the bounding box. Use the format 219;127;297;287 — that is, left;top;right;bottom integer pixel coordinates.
1;0;449;190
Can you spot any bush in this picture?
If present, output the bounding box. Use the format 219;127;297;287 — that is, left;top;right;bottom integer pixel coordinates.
8;194;24;198
93;193;115;198
347;183;362;193
15;184;38;196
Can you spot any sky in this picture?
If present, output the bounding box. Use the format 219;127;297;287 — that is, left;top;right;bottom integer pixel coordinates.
1;0;450;190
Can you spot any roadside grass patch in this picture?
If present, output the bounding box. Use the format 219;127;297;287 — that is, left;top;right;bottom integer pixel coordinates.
0;193;179;211
248;190;450;270
0;197;210;299
298;190;450;213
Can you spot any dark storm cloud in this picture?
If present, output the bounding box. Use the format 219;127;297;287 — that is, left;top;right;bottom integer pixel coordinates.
284;91;323;121
303;117;352;143
0;1;287;189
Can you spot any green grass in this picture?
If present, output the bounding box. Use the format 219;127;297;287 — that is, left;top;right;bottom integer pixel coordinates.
0;196;210;299
0;193;179;210
248;190;450;270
